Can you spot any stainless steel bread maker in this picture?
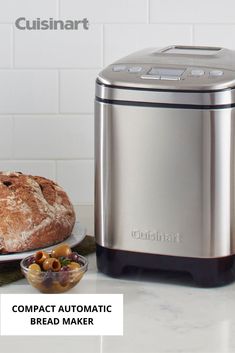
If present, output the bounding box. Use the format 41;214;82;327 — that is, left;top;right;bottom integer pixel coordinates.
95;45;235;286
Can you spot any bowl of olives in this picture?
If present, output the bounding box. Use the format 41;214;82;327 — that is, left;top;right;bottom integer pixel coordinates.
20;244;88;293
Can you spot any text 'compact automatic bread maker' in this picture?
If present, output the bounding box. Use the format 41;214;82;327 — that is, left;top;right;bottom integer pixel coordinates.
95;45;235;286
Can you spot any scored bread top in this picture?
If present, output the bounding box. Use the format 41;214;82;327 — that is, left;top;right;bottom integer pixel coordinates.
0;172;76;254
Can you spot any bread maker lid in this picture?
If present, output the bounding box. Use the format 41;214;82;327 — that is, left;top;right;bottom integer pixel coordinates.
96;46;235;107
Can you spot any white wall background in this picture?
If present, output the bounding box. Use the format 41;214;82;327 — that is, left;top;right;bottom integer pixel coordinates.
0;0;234;207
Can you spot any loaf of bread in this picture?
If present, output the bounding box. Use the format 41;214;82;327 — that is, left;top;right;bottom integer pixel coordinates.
0;172;76;254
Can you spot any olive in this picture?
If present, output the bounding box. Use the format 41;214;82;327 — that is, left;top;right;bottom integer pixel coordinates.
42;258;61;272
35;250;49;265
27;264;42;285
68;262;81;271
52;281;71;293
25;255;35;267
51;243;72;258
59;270;70;287
68;252;80;262
42;271;53;288
28;263;41;272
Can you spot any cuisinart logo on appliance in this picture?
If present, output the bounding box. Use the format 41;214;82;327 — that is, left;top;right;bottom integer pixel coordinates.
15;17;89;30
131;230;182;243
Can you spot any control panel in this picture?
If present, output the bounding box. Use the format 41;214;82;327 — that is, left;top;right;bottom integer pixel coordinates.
111;65;224;81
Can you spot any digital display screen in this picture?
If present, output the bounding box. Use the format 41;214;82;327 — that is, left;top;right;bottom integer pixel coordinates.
163;47;221;55
148;68;185;76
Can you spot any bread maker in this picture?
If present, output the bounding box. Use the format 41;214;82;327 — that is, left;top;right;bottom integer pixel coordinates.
95;45;235;286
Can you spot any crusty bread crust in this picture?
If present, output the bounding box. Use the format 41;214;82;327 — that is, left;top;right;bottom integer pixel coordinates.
0;172;76;254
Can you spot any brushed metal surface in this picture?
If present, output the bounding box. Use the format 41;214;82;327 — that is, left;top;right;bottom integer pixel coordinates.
95;101;235;258
96;82;235;106
98;46;235;91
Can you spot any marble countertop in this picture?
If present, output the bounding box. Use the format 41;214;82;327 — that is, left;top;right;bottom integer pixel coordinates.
1;251;235;353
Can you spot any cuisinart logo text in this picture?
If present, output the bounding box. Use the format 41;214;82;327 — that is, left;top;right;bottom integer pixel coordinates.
131;230;182;243
15;17;89;30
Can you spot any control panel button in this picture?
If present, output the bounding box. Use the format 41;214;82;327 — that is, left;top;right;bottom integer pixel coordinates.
128;66;142;73
209;70;224;76
141;75;160;80
149;68;185;76
190;69;205;76
160;76;181;81
148;68;160;75
112;65;126;72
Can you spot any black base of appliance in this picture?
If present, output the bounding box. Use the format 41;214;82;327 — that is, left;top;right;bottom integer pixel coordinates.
96;244;235;287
